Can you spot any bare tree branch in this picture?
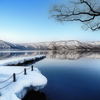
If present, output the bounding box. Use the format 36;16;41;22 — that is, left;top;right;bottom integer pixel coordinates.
50;0;100;31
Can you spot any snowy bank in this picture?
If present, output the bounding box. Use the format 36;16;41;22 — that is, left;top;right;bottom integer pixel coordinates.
0;55;46;66
0;66;47;100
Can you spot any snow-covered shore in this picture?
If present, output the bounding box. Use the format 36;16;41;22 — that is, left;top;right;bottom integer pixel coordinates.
0;55;46;66
0;55;47;100
0;66;47;100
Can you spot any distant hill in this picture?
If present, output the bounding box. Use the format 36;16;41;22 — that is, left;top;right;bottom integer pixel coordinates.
0;40;100;51
0;40;34;50
22;40;100;51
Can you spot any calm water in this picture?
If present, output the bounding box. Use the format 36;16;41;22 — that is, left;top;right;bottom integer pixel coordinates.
36;58;100;100
1;51;100;100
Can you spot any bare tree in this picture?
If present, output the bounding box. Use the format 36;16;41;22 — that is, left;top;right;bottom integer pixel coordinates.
50;0;100;31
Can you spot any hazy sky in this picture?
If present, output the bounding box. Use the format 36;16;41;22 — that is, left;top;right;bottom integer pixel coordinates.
0;0;100;43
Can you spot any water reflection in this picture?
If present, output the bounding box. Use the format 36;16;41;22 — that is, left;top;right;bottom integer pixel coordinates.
0;50;100;60
0;51;47;60
46;50;100;60
22;90;47;100
0;52;33;60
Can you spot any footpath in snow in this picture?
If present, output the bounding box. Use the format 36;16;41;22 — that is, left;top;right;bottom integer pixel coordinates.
0;55;47;100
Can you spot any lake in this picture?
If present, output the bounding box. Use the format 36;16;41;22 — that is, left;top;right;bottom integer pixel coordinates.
1;50;100;100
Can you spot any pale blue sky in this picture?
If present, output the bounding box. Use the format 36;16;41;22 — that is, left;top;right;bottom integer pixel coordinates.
0;0;100;43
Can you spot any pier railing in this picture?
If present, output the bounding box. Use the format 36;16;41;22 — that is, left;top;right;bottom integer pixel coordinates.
0;65;34;90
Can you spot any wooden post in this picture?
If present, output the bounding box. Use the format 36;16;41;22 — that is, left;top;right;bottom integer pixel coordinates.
24;68;27;75
31;65;33;71
13;73;16;82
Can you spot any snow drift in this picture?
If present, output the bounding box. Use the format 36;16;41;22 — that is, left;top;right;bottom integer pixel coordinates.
0;66;47;100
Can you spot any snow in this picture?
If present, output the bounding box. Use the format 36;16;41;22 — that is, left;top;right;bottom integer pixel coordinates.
0;66;47;100
0;55;45;66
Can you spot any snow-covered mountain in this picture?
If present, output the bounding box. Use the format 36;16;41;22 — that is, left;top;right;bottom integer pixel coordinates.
22;40;100;50
0;40;100;51
0;40;33;50
21;40;82;50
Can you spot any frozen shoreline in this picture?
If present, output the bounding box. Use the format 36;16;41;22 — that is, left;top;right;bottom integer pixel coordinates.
0;66;47;100
0;55;46;66
0;55;47;100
